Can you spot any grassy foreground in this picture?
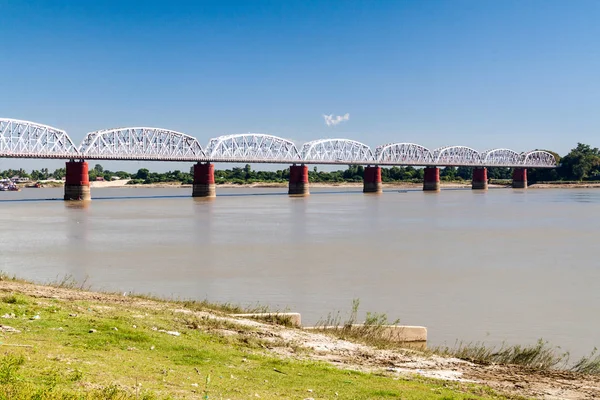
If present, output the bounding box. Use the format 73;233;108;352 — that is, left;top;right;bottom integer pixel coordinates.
0;283;521;400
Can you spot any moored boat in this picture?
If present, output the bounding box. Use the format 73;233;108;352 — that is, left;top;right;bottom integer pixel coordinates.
0;183;21;191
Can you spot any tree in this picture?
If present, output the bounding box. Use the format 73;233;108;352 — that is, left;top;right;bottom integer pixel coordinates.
94;164;104;174
440;167;456;181
134;168;150;180
456;166;472;180
52;168;66;180
558;143;600;180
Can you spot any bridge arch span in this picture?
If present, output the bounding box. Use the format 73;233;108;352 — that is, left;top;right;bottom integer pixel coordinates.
0;118;78;158
480;148;522;167
78;127;205;161
433;146;481;166
522;150;558;168
301;139;374;163
205;133;301;162
375;143;433;165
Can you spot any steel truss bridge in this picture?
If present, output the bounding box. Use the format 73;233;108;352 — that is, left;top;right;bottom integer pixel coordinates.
0;118;556;168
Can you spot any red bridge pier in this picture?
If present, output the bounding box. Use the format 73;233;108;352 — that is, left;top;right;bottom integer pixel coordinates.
472;167;488;190
363;166;382;193
288;164;309;196
64;160;91;201
423;167;440;191
193;162;216;197
512;167;527;189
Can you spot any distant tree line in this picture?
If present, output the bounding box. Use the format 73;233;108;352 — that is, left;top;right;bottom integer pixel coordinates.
2;143;600;184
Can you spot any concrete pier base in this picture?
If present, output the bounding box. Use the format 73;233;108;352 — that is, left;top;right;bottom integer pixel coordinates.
193;163;216;197
363;166;383;193
64;161;91;201
512;167;527;189
305;325;427;349
472;167;488;190
288;165;309;196
423;167;440;191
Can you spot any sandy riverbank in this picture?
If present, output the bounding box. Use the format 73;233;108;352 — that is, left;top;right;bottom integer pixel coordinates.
45;179;498;189
24;179;600;190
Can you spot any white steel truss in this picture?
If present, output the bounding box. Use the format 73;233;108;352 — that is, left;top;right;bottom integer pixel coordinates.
0;118;78;158
79;127;206;161
433;146;481;166
301;139;374;163
375;143;434;165
522;150;557;168
205;133;301;162
0;117;559;168
480;148;522;167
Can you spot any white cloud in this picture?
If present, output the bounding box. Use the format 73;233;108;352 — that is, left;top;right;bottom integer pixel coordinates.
323;113;350;127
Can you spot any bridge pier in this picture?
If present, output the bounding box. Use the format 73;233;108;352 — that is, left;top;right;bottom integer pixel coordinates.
363;166;382;193
64;160;91;201
512;167;527;189
192;163;216;197
288;164;309;196
472;167;488;190
423;167;440;191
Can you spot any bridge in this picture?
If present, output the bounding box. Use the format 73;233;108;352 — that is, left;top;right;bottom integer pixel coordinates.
0;118;557;200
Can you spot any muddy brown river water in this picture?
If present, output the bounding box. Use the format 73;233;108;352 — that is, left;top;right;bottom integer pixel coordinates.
0;186;598;360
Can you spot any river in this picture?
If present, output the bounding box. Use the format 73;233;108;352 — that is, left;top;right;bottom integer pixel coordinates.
0;186;598;360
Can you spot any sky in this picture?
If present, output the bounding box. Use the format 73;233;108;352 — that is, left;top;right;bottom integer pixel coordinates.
1;0;599;172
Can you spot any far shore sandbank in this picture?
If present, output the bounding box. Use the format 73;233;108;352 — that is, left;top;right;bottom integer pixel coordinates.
19;179;600;190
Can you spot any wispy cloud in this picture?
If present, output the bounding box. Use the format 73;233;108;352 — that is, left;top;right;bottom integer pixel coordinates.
323;113;350;127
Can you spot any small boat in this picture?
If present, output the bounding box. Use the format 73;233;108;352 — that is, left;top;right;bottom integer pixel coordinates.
0;183;20;192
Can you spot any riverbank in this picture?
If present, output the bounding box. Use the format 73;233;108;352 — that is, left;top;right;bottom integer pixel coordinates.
22;179;600;190
0;278;598;399
33;179;490;189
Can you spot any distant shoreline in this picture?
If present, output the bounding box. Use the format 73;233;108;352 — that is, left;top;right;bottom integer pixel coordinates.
17;179;600;190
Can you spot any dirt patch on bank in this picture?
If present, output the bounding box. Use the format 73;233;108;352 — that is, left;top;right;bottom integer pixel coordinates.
1;280;599;399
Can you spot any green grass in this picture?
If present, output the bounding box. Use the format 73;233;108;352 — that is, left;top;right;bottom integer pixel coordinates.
0;289;517;400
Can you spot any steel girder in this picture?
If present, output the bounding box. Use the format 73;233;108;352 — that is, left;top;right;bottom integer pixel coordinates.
301;139;375;163
433;146;481;166
79;127;206;161
375;143;434;165
480;148;522;167
522;150;557;168
0;118;559;168
0;118;78;158
205;133;301;162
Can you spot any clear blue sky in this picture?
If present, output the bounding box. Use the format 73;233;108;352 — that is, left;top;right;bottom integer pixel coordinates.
1;0;599;171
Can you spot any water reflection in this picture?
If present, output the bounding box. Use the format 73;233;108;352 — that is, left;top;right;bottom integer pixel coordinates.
64;201;91;210
64;201;90;283
290;196;308;240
